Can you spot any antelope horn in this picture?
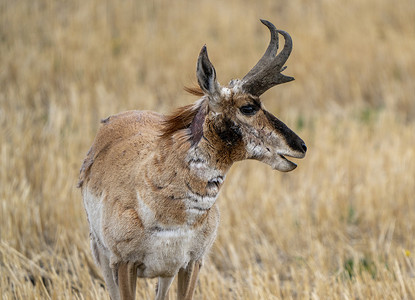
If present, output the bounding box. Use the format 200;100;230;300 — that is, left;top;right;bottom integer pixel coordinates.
241;19;294;96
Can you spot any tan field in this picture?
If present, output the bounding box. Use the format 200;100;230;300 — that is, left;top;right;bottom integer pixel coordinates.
1;0;415;299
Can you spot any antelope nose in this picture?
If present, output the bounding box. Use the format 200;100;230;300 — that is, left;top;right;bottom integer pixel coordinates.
301;142;307;153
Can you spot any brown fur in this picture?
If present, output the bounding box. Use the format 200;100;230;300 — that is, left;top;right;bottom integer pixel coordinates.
79;21;306;300
79;92;305;299
159;99;207;147
79;108;223;260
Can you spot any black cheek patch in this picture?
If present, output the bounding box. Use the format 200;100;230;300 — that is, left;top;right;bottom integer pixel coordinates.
214;118;242;146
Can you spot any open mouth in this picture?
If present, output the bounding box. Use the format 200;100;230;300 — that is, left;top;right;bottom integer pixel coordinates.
279;154;297;168
273;151;306;172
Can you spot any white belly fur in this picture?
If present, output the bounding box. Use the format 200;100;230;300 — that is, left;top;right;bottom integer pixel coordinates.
140;227;195;278
84;188;217;278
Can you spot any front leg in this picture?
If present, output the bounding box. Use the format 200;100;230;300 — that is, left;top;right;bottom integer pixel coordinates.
177;260;203;300
118;262;138;300
155;276;175;300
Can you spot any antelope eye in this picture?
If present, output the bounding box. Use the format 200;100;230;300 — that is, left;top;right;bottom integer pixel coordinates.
240;105;258;116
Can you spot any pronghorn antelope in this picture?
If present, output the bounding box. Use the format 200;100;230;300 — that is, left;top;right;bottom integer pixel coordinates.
78;19;306;300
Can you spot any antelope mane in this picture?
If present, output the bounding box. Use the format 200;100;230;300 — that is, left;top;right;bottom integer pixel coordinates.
160;87;207;145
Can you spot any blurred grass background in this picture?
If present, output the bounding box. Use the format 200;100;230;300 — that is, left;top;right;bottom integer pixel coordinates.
1;0;415;298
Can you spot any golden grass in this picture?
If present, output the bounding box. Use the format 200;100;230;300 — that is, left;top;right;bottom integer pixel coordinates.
1;0;415;298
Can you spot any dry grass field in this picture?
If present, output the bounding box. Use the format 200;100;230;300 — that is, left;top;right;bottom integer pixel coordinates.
1;0;415;299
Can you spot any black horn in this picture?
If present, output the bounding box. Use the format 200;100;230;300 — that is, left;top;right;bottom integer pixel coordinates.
241;19;294;96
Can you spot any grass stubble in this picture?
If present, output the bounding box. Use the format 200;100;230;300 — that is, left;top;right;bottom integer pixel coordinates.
1;0;415;299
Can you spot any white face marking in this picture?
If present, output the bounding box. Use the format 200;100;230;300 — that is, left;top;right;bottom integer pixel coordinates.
229;79;243;94
220;87;232;99
241;126;268;159
246;140;266;158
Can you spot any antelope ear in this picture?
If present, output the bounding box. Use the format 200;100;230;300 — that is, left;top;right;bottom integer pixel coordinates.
197;45;221;109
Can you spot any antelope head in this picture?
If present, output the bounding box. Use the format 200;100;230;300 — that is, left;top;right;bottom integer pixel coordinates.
196;19;306;172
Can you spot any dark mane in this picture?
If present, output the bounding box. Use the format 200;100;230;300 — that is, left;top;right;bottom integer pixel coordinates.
160;97;207;145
